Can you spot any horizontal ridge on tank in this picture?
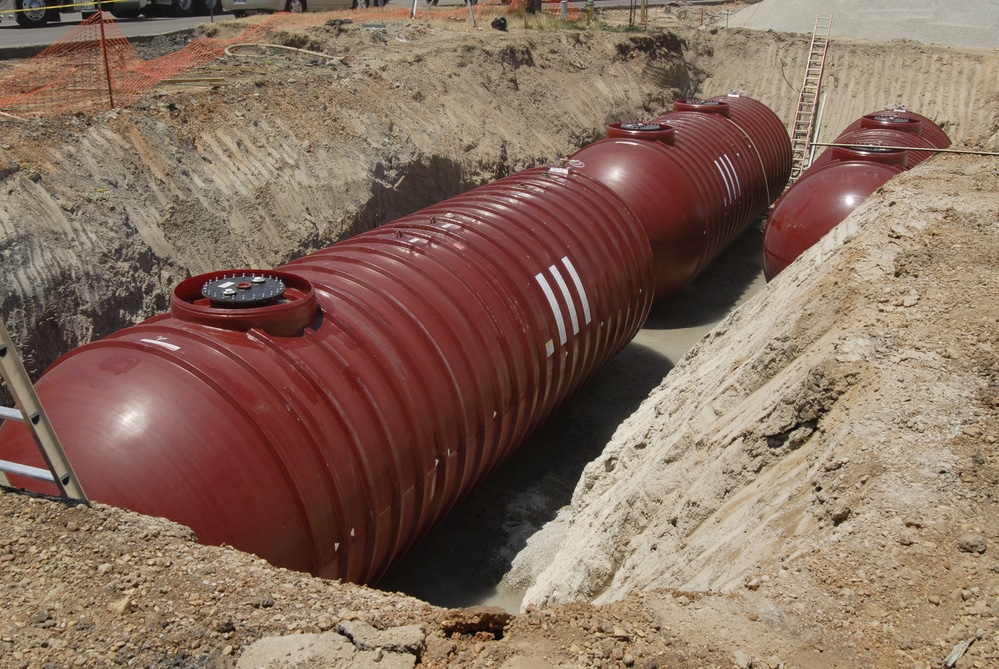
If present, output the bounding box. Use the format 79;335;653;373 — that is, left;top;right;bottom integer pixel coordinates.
0;93;791;584
762;106;951;281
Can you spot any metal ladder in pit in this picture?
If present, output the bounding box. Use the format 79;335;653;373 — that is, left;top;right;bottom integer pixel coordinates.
788;15;833;184
0;319;87;501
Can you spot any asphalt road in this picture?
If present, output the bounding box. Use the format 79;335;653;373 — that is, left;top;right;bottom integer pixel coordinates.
0;0;730;57
0;11;236;56
0;2;548;58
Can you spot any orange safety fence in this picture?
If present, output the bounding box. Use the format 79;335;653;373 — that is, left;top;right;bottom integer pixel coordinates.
0;11;268;117
0;0;570;118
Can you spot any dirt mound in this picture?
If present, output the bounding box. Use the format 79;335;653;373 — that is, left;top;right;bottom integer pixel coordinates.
514;154;999;663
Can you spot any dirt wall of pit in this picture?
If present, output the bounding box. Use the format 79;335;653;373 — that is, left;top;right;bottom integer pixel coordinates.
0;27;688;378
676;26;999;149
512;154;999;611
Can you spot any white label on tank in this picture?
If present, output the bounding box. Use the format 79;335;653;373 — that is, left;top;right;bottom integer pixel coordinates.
722;154;741;198
140;338;180;352
714;155;742;208
536;255;592;355
535;272;567;347
548;263;579;336
714;157;734;206
216;281;236;289
561;257;592;325
545;340;555;356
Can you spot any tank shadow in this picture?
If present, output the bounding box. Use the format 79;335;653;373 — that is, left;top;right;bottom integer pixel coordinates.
645;222;766;331
376;340;674;609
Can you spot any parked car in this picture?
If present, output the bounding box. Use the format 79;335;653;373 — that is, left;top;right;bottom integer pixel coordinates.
10;0;147;27
7;0;221;27
222;0;384;17
144;0;224;19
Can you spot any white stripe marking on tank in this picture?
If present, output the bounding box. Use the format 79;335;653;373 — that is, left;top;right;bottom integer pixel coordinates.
561;256;592;325
722;154;741;198
141;338;180;351
549;264;579;336
714;157;733;206
535;272;567;347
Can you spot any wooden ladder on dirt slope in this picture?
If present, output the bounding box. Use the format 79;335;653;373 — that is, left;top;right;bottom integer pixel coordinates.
0;319;87;502
788;14;833;184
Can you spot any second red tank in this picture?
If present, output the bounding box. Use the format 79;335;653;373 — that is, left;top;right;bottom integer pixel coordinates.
762;107;951;280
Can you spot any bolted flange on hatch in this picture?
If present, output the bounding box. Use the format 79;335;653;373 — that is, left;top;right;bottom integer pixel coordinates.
673;98;732;117
830;143;909;168
861;112;922;135
606;122;676;144
171;269;318;337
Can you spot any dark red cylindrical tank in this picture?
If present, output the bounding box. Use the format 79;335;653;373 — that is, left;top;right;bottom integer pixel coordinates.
573;94;792;297
0;94;790;584
840;108;952;150
807;128;937;171
762;107;951;280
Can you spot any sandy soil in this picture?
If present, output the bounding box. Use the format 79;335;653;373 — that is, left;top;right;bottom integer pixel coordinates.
2;3;999;668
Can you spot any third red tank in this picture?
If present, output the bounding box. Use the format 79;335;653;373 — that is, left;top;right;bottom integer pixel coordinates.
762;107;951;280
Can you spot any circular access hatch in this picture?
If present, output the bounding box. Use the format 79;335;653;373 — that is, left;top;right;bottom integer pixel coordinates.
172;270;318;337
